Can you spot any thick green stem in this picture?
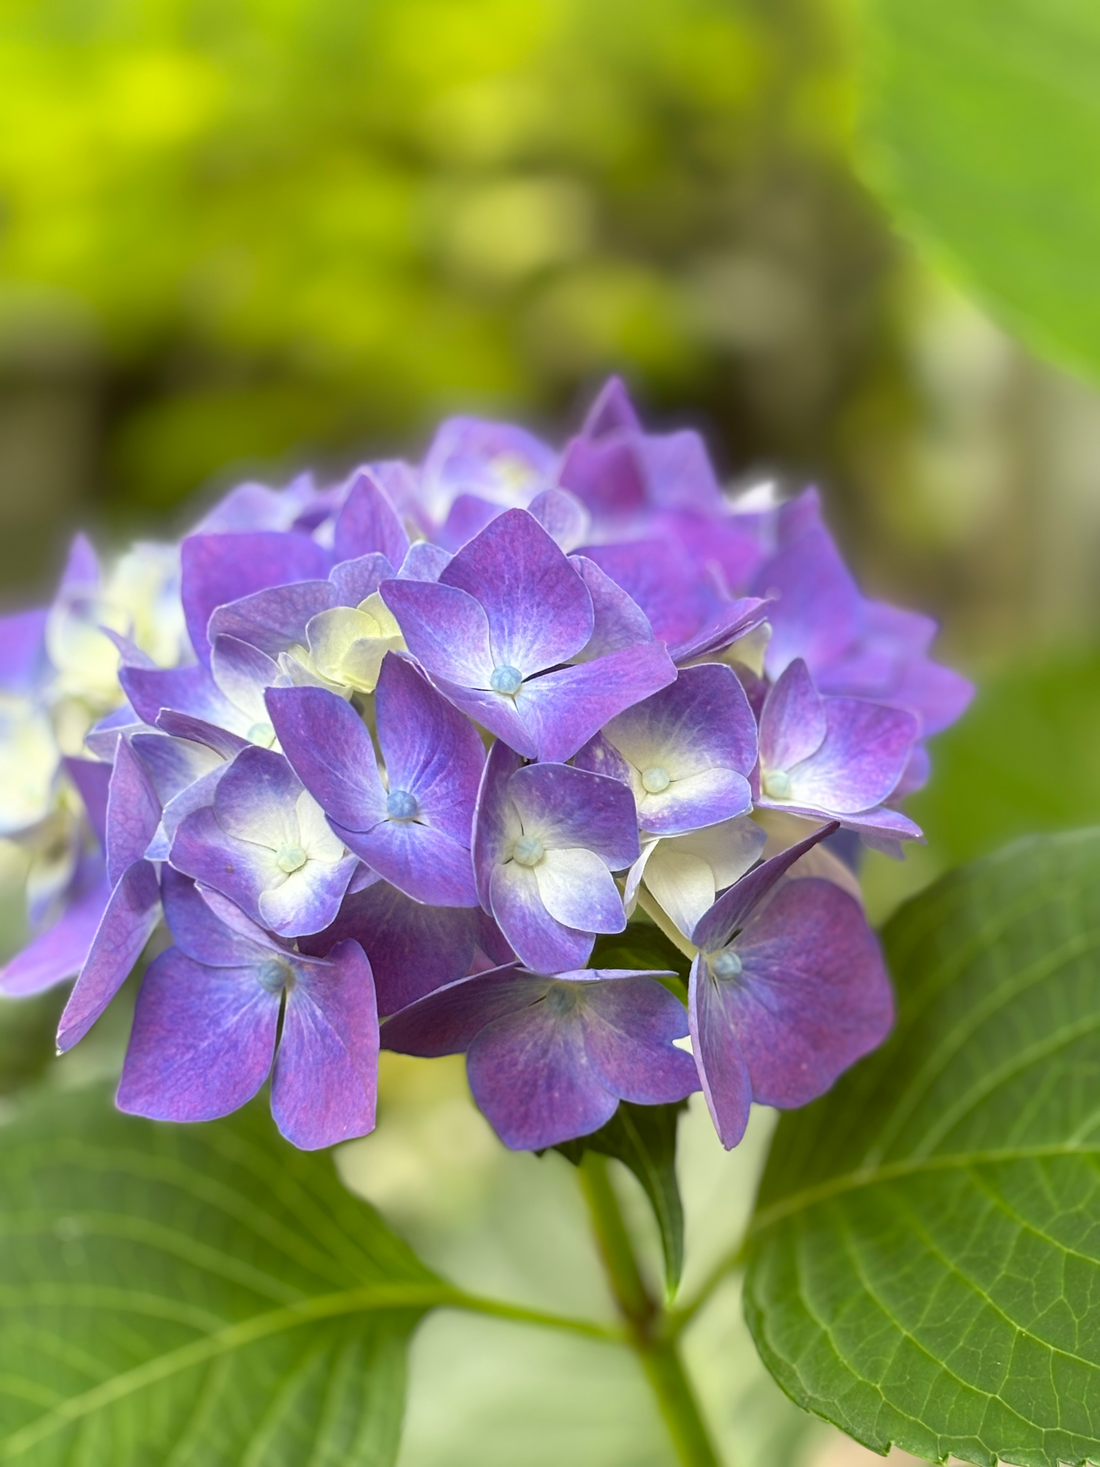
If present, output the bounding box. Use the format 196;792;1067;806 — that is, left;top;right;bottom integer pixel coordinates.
578;1153;724;1467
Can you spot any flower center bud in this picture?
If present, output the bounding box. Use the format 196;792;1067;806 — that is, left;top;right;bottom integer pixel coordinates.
247;720;276;746
710;949;743;980
489;664;523;696
762;769;792;800
544;983;578;1015
385;788;418;820
257;958;294;993
512;834;545;868
641;765;671;794
275;844;308;874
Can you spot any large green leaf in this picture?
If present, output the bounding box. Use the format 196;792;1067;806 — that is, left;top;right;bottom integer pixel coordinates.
859;0;1100;379
745;829;1100;1465
0;1086;446;1465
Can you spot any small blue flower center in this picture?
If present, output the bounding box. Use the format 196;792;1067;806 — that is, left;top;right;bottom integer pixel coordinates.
711;949;743;980
489;664;523;696
641;765;671;794
762;769;792;800
257;958;294;994
512;835;545;868
544;983;578;1015
386;788;418;820
275;844;308;874
248;720;276;746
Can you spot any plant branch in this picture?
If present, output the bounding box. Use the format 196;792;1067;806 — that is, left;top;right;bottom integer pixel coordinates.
666;1234;751;1338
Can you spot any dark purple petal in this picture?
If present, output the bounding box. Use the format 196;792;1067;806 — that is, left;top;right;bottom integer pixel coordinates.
580;977;699;1105
569;555;654;662
692;822;838;952
155;710;250;760
688;953;753;1149
207;580;336;658
121;662;248;735
373;654;483;844
759;659;827;773
57;861;161;1051
581;540;721;647
161;864;273;967
333;818;477;908
508;761;639;868
0;871;111;996
439;509;593;674
472;740;524;911
105;740;161;885
266;686;386;832
272;940;379;1149
381;964;535;1056
467;1003;617;1150
379;578;494;685
333;469;410;567
181;531;332;663
63;758;112;850
489;861;593;974
513;642;677;763
669;596;770;664
558;437;646;519
116;948;278;1122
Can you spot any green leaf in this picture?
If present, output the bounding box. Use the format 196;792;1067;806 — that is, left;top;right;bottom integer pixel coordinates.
556;1100;688;1295
745;828;1100;1466
858;0;1100;380
0;1085;448;1465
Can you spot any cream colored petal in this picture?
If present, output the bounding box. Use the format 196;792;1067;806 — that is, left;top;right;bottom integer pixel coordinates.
641;846;718;939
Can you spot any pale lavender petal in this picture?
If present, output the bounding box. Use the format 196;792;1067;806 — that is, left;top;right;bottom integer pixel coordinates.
731;879;893;1109
170;807;271;926
669;596;769;664
57;861;161;1051
569;555;653;662
130;733;222;806
887;653;974;737
373;654;484;843
580;978;699;1104
161;864;272;967
182;531;332;662
58;532;99;593
0;872;111;996
328;553;395;606
421;417;555;521
213;746;303;848
106;740;161;885
333;469;410;567
534;848;626;933
581;376;641;436
207;580;336;658
759;659;828;772
272;939;379;1149
427;675;539;759
688;953;753;1149
692;822;838;952
155;710;250;760
468;1003;616;1150
379;578;494;685
438;495;503;551
528;487;590;552
265;686;386;832
381;965;535;1056
210;636;279;726
440;509;593;673
398;542;451;582
116;948;278;1122
256;853;357;938
490;860;593;974
572;733;633;788
84;704;142;759
638;768;752;838
332;818;477;908
603;663;757;782
472;740;525;911
63;758;112;849
514;642;677;764
509;761;639;868
0;607;47;690
831;805;924;843
638;430;724;514
783;698;918;815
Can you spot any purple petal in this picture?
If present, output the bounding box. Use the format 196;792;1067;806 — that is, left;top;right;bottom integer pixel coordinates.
669;596;770;664
121;662;248;735
426;675;539;759
581;539;720;647
58;532;99;593
516;643;678;764
333;818;477;908
398;542;451;582
0;607;47;691
782;697;918;815
831;805;924;843
207;580;336;658
472;740;524;912
57;862;161;1051
438;495;504;551
558;437;646;519
580;977;699;1105
759;659;827;772
106;740;161;885
84;704;142;760
256;854;357;938
421;417;556;521
131;733;222;806
272;939;379;1149
381;964;535;1056
581;376;641;436
490;861;593;974
333;469;410;567
64;758;112;850
569;556;654;662
439;509;593;673
534;848;626;934
116;947;278;1122
467;1002;617;1150
379;578;494;685
212;745;304;847
638;430;724;515
265;686;386;832
328;552;395;606
692;822;838;952
509;761;639;868
181;531;332;663
210;636;278;726
688;954;753;1148
373;654;484;844
155;711;250;760
528;487;590;552
170;807;270;928
637;768;752;838
161;864;273;967
0;871;111;996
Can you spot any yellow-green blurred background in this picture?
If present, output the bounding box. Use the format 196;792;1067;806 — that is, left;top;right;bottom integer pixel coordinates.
1;1;1098;1462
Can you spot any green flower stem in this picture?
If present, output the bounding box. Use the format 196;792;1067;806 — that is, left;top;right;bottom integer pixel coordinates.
578;1152;724;1467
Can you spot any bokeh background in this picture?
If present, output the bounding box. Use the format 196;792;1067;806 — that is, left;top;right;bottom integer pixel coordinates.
1;1;1098;1462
